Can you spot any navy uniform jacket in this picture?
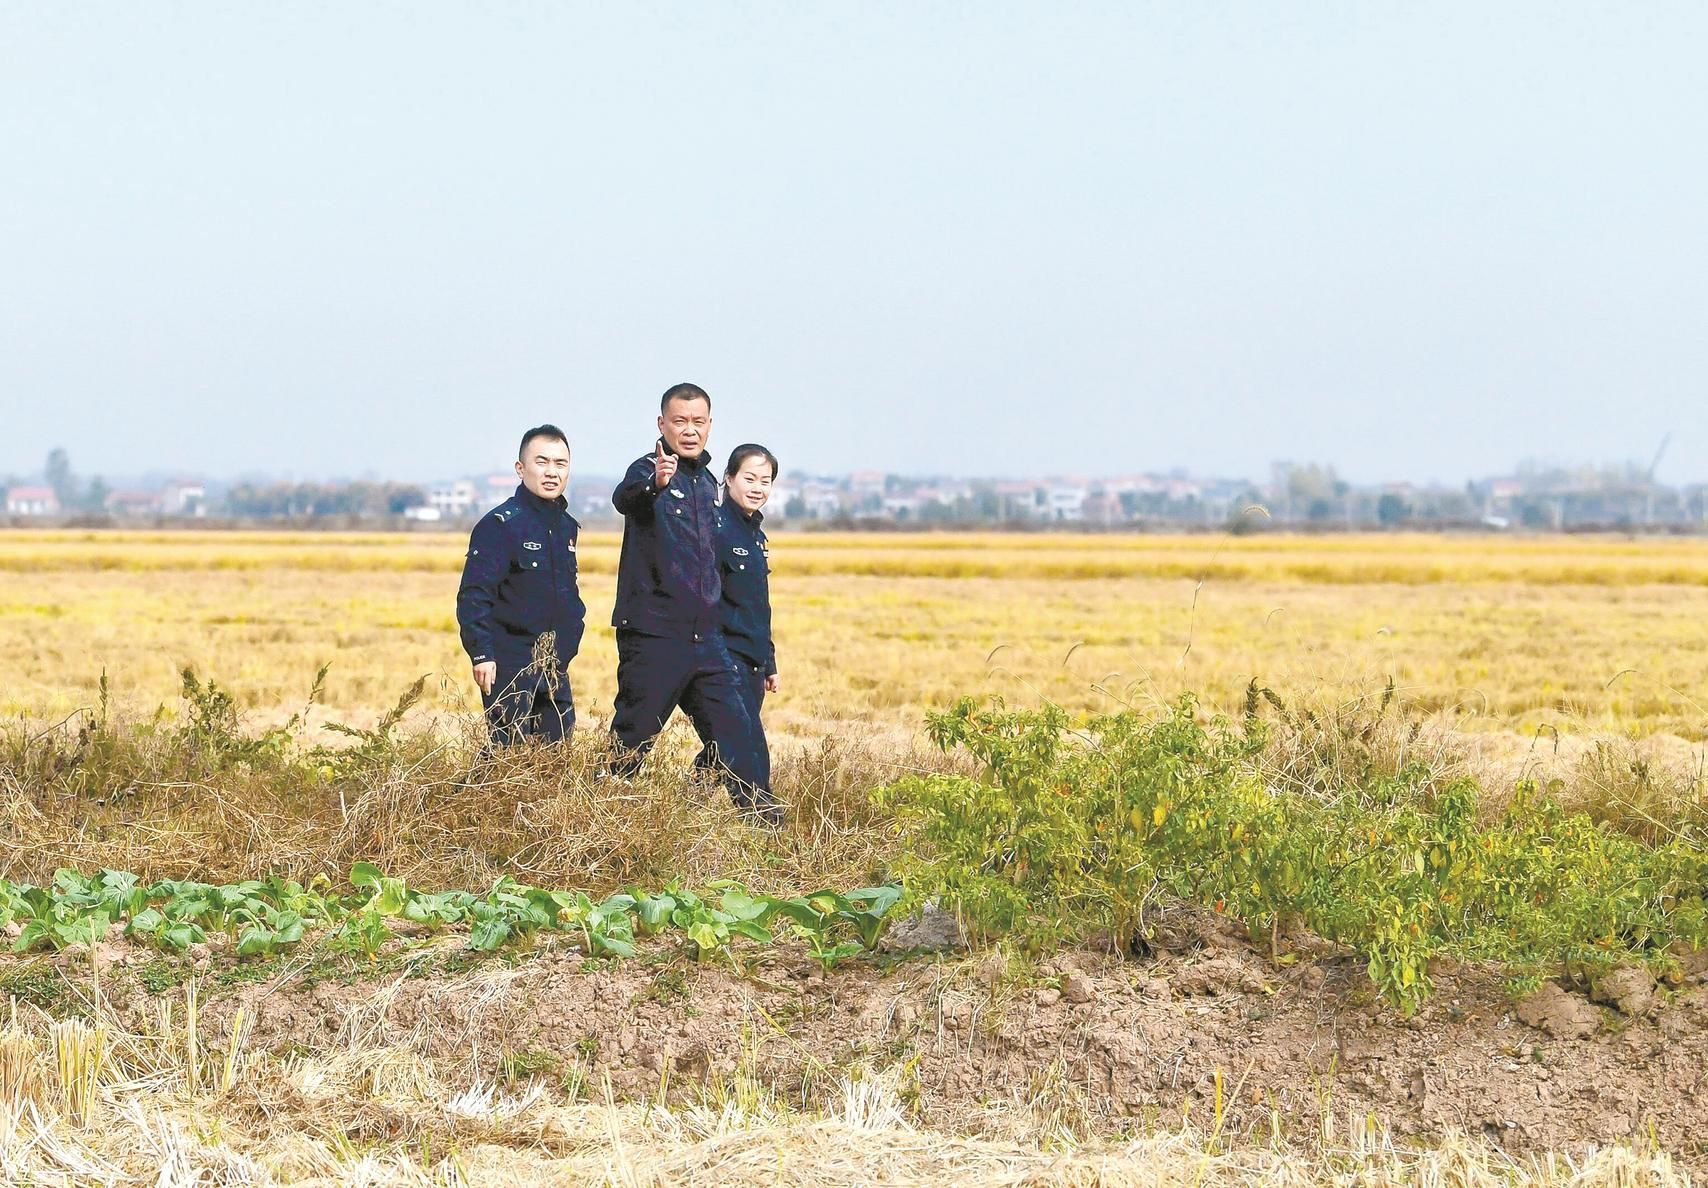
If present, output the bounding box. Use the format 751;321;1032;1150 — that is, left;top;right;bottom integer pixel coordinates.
718;504;775;677
456;485;587;685
611;444;724;638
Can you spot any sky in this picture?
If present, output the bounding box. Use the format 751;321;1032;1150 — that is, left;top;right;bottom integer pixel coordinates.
2;2;1704;486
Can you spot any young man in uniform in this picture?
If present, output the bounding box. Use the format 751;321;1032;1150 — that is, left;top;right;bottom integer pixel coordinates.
456;424;587;745
608;383;777;820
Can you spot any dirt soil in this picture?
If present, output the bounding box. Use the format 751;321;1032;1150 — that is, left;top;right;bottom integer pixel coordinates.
50;908;1708;1172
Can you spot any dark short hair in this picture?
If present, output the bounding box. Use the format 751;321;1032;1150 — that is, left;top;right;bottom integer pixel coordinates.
660;382;712;413
726;443;779;481
518;424;570;459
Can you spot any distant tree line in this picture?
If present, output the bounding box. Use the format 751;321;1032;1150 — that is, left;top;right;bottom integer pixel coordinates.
224;482;425;518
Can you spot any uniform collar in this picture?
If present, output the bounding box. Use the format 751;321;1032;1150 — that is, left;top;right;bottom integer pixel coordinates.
515;483;567;516
716;480;765;525
658;438;710;472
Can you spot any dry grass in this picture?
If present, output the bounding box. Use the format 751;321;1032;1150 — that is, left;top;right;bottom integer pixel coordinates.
0;995;1693;1187
8;527;1708;585
0;703;947;894
1565;735;1708;841
1241;677;1476;801
4;530;1708;746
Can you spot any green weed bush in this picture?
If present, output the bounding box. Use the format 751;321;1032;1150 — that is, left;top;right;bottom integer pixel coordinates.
878;696;1708;1010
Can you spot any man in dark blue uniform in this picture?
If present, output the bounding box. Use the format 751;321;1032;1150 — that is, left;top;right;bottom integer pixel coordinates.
456;424;587;746
609;383;776;819
696;443;779;788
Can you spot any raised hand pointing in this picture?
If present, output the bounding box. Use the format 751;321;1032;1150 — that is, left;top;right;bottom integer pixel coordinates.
654;441;679;488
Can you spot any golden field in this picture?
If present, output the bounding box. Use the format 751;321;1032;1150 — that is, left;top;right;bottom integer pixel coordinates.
5;526;1708;1186
2;528;1706;748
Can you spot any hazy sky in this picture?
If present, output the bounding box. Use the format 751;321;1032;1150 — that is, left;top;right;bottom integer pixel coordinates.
3;3;1704;485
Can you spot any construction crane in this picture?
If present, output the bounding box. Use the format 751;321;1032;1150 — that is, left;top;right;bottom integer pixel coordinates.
1644;432;1671;524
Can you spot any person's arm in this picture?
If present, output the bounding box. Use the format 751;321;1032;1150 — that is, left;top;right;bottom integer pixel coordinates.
562;518;588;659
456;516;507;691
612;446;676;516
762;532;778;685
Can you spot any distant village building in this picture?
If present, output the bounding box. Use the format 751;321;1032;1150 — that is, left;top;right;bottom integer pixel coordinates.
890;484;968;520
848;470;885;497
429;480;479;519
781;477;847;520
847;470;886;514
1081;489;1122;524
1108;475;1163;496
482;474;515;508
4;486;60;516
567;484;611;520
992;481;1045;519
1045;485;1088;521
1483;478;1524;520
422;476;516;520
882;493;925;519
104;489;165;517
161;481;207;517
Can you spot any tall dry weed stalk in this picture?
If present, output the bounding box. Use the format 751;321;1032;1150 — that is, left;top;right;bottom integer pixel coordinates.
525;630;562;700
50;1018;106;1125
1570;738;1708;842
1243;677;1470;802
0;1027;42;1113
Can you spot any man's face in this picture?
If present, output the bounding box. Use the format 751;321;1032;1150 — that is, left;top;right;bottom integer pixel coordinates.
515;434;571;499
657;396;711;458
727;455;774;513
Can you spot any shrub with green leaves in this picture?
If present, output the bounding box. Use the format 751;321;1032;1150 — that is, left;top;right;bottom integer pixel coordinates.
877;695;1708;1011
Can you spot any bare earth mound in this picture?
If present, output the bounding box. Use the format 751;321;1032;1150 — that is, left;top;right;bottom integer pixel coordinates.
57;907;1707;1175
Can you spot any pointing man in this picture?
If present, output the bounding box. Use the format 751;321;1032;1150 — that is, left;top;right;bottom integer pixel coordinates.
608;383;776;819
456;424;586;745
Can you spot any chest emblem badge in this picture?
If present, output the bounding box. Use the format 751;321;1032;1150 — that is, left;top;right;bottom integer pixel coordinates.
732;547;750;556
669;488;686;499
523;541;543;551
